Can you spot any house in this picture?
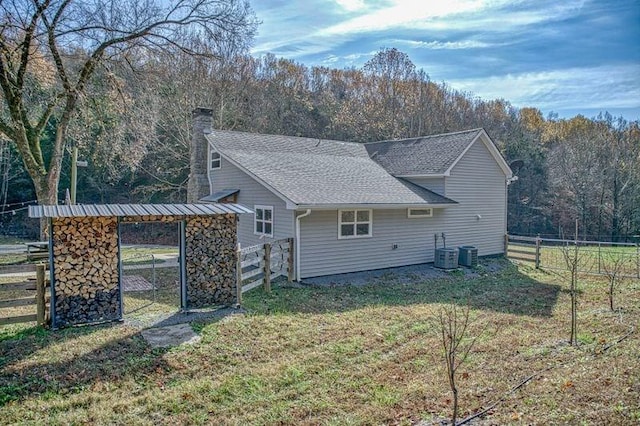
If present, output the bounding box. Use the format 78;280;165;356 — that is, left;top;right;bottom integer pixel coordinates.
187;108;513;280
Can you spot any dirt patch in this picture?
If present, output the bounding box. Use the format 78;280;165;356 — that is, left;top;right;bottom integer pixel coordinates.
141;323;201;348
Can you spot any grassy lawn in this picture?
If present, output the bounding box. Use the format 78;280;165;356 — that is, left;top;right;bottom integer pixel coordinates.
1;260;639;425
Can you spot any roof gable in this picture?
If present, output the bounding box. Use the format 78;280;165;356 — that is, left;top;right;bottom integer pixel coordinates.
365;128;512;178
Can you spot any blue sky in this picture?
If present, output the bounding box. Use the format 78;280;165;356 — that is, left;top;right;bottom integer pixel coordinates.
249;0;640;121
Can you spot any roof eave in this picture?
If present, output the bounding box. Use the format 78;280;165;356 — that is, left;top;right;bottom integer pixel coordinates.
394;173;448;178
295;203;457;210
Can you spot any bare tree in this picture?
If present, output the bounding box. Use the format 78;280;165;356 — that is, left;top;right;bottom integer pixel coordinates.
601;249;632;311
437;302;484;425
560;220;583;346
0;0;257;217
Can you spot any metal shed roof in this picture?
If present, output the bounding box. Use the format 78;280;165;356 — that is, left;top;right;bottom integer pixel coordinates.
28;203;252;218
199;189;240;203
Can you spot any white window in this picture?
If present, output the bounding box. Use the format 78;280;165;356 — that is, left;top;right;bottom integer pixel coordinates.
254;205;273;237
338;209;372;239
407;208;433;218
210;151;221;170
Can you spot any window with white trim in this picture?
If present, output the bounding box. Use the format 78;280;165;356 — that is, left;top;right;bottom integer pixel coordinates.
338;209;372;239
210;151;221;170
407;208;433;218
254;205;273;237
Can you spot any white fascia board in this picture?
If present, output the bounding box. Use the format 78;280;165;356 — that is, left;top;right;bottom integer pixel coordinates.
444;130;513;178
206;138;298;209
295;203;456;210
394;174;447;178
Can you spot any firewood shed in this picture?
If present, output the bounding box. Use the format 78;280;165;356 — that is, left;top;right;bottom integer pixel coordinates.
28;203;252;329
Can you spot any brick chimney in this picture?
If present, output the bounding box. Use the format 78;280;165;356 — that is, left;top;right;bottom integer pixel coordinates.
187;107;213;203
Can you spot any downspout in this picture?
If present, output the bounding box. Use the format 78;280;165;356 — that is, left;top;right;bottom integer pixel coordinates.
295;209;312;281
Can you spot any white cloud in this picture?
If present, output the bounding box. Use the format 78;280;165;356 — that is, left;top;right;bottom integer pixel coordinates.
317;0;492;36
334;0;366;13
320;50;378;65
395;39;497;49
447;64;640;111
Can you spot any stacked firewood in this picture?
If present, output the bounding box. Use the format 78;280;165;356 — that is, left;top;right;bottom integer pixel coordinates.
185;214;237;307
52;217;120;326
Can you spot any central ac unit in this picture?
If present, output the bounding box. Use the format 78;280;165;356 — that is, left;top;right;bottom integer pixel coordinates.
434;248;458;269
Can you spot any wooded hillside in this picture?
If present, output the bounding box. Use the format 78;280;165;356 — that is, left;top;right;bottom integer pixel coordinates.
1;42;638;241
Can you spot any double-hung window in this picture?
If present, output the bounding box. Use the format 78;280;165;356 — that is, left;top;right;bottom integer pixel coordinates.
210;151;221;170
338;209;372;239
254;205;273;237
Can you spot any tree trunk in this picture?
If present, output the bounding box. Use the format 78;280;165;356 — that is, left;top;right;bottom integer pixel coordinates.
611;173;619;242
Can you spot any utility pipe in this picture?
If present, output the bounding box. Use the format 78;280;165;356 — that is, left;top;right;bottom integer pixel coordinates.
295;209;311;281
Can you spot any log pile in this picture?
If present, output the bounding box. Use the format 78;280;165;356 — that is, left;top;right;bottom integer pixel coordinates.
185;214;237;307
121;215;183;223
52;217;120;327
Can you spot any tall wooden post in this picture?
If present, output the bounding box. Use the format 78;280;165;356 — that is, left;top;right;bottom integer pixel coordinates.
263;243;271;293
287;238;294;282
36;264;46;326
236;244;243;306
504;234;509;257
535;236;541;269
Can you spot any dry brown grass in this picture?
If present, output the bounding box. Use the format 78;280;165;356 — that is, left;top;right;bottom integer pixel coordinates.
1;260;639;425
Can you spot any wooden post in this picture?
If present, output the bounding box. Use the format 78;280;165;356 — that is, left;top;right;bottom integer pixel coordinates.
287;238;294;282
504;234;509;257
535;236;541;269
236;244;243;305
636;243;639;279
263;243;271;293
36;264;46;326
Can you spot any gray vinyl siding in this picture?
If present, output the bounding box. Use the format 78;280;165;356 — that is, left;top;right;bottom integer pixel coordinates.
442;139;507;256
405;177;446;196
298;139;507;278
298;208;447;278
209;157;294;247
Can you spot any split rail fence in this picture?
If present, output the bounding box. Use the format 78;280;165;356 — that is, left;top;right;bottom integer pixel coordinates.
236;238;293;304
507;234;640;278
0;263;50;326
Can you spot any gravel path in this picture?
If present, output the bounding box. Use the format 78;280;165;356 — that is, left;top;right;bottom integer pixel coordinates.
301;258;506;286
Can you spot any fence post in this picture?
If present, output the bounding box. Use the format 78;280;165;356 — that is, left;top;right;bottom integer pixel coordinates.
287;238;294;282
535;236;541;269
504;234;509;255
263;243;271;293
36;264;46;326
598;243;602;274
236;244;242;306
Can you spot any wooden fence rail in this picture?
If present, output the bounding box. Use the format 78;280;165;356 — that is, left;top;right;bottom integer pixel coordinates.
236;238;293;304
507;234;640;278
0;263;49;326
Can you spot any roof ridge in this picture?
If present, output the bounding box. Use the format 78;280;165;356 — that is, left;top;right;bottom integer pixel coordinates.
365;128;484;145
210;129;363;146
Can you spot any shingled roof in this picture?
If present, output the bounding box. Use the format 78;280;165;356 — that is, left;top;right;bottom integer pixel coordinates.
206;130;457;207
365;128;484;176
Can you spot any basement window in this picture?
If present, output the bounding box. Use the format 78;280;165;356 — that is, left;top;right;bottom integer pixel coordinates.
408;208;433;218
338;209;372;239
210;151;221;170
254;205;273;237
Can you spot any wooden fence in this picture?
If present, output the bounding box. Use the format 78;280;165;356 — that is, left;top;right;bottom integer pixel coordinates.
0;263;49;326
506;234;640;278
236;238;293;304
